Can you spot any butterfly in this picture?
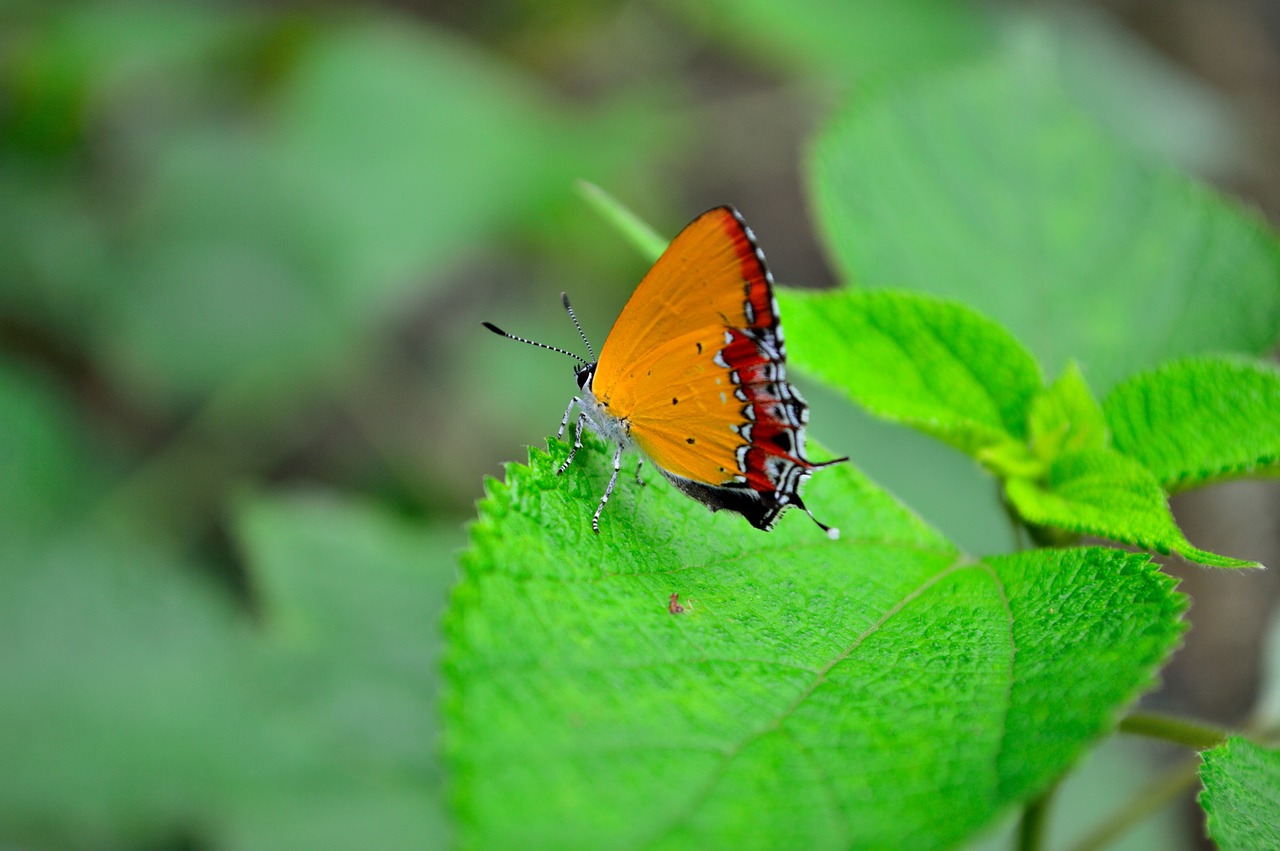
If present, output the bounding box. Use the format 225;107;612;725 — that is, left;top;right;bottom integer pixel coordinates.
484;206;845;537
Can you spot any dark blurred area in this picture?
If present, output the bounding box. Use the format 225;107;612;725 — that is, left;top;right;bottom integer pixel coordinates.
1;1;1277;848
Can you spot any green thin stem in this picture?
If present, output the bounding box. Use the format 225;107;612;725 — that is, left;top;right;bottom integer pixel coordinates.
998;482;1028;552
1065;713;1241;851
1017;783;1056;851
1064;756;1200;851
575;180;666;262
1118;711;1231;750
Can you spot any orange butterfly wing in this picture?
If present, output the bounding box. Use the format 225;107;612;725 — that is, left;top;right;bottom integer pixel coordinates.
591;207;800;489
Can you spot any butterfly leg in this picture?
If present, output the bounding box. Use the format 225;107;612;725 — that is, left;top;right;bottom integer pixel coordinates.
557;411;588;476
634;457;645;486
556;397;581;440
591;442;623;534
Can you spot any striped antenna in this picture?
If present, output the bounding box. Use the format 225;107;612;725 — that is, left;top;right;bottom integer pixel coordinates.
560;293;597;363
481;321;589;365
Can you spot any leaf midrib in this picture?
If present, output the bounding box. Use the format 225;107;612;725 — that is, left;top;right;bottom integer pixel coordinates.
630;558;1016;850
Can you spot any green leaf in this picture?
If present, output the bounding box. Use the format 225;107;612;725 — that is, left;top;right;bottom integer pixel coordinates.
0;358;110;545
1104;356;1280;493
779;288;1043;457
445;436;1186;849
1027;361;1107;462
809;46;1280;392
1;2;247;154
1199;738;1280;851
0;492;456;849
1020;8;1245;177
0;530;252;849
225;492;457;850
95;15;634;406
665;0;989;79
1004;448;1259;568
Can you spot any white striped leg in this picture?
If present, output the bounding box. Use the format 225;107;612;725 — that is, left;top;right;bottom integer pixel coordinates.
591;442;623;534
556;397;581;439
634;457;645;486
557;411;588;476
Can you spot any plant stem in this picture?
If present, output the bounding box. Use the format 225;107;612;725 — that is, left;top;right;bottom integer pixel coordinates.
575;180;666;262
1064;756;1201;851
1017;783;1056;851
1063;712;1235;851
1118;711;1231;750
998;482;1028;552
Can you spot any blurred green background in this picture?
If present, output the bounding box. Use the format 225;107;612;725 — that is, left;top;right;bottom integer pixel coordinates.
1;1;1277;848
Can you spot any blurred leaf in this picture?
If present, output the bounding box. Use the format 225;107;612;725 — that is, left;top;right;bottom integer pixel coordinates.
100;15;624;406
0;166;112;331
237;492;456;772
809;47;1280;392
0;358;110;544
665;0;989;79
1103;356;1280;493
780;288;1043;456
445;436;1185;848
668;1;1243;180
1004;448;1259;568
0;490;457;850
1013;7;1245;178
1199;738;1280;851
0;8;654;413
270;19;584;293
223;492;457;850
0;3;253;337
1;1;246;153
1026;361;1106;462
0;530;253;849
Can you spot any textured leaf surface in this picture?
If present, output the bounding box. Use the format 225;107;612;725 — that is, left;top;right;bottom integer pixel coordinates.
1004;449;1258;568
1104;356;1280;492
445;437;1186;849
779;289;1043;455
809;49;1280;391
1027;362;1107;462
1199;738;1280;851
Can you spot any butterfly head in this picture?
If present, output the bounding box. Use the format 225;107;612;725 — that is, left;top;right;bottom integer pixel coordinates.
574;362;596;391
483;292;600;385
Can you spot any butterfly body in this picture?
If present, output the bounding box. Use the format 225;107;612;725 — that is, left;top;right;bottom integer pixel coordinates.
486;206;844;537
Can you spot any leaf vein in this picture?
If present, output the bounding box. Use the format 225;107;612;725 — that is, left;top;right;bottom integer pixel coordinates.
633;559;981;848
